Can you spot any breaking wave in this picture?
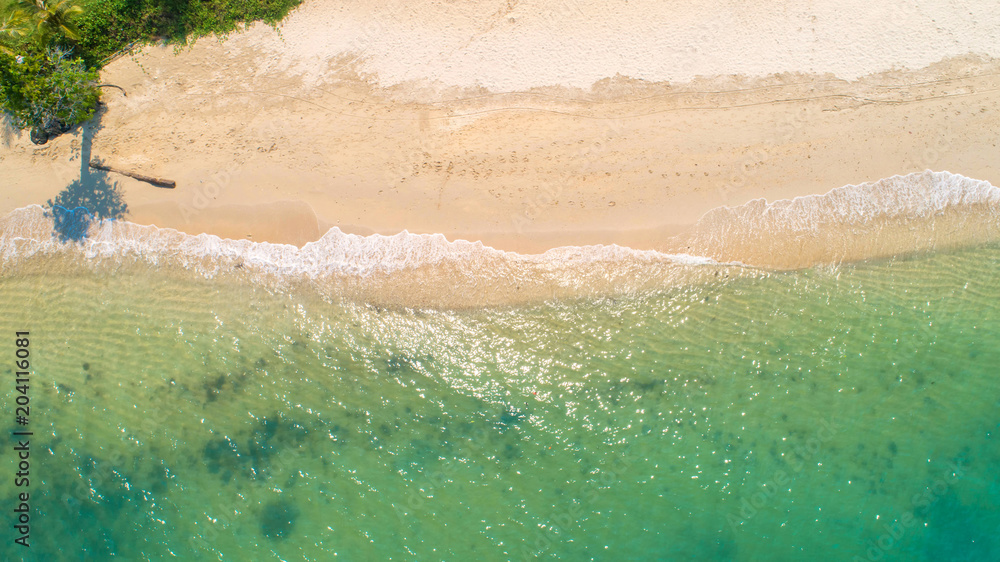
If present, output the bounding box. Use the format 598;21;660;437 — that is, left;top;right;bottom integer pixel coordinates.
1;170;997;307
680;170;1000;268
0;203;734;308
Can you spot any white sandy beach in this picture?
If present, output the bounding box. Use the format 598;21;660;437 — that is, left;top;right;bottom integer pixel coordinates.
1;0;998;262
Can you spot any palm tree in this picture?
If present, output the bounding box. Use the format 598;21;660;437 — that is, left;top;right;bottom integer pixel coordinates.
0;11;29;55
14;0;83;44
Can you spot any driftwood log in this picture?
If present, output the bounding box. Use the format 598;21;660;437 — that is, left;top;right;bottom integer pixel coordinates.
89;160;176;188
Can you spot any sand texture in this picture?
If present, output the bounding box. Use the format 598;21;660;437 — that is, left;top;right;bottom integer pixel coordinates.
1;0;998;252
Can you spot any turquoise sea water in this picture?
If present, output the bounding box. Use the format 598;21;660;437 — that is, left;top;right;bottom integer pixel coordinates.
0;226;998;561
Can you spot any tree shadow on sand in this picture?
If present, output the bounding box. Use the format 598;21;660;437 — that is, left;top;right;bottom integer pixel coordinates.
44;108;128;242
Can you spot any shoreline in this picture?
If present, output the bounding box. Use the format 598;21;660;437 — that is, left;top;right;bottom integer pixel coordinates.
1;0;999;256
2;54;996;252
3;169;999;310
3;53;998;252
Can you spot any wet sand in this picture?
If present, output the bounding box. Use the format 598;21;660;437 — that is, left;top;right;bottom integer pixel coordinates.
0;0;998;253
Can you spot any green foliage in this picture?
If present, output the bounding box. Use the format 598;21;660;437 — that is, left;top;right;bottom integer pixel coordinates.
0;0;301;142
0;47;99;141
73;0;142;63
0;8;29;55
76;0;303;65
14;0;84;44
3;0;303;64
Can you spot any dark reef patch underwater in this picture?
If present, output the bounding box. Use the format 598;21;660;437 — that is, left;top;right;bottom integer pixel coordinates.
1;240;999;561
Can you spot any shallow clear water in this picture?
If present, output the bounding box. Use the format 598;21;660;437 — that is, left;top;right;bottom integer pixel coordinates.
1;241;998;561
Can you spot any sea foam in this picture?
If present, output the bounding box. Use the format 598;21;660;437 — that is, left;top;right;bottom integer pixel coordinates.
683;171;1000;269
1;171;998;307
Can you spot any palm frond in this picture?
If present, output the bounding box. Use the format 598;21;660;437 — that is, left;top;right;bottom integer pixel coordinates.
13;0;84;43
0;11;29;40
